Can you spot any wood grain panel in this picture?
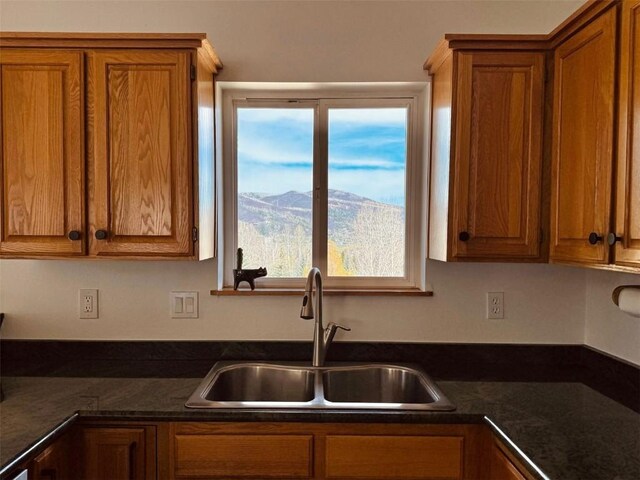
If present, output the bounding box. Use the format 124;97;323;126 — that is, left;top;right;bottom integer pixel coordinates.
325;435;463;479
0;50;84;256
5;68;65;236
88;50;192;256
82;427;151;480
0;33;222;70
29;432;71;480
615;0;640;267
452;52;544;259
550;8;617;264
174;434;313;478
489;444;526;480
428;52;454;262
195;49;216;260
109;66;173;236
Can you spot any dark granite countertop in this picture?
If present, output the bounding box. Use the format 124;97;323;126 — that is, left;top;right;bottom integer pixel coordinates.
1;377;638;480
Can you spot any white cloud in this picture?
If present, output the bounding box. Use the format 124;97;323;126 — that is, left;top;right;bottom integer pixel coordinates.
238;140;313;166
331;136;406;149
239;140;403;170
329;155;401;169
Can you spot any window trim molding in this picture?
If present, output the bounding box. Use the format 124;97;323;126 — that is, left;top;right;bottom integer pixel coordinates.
215;82;430;291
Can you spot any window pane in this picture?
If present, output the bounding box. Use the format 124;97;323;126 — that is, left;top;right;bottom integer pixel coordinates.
327;108;407;277
237;108;314;277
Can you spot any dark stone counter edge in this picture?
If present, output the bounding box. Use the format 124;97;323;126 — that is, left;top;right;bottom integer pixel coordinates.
2;341;638;412
1;413;78;480
0;409;547;480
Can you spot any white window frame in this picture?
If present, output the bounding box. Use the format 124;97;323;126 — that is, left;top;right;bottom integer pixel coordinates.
216;83;429;291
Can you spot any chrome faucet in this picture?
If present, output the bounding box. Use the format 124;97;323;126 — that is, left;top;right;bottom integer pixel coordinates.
300;267;350;367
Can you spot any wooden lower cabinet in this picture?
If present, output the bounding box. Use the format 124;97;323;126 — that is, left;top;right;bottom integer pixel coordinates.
167;422;488;480
20;423;157;480
488;437;533;480
173;433;313;478
324;435;463;479
28;432;73;480
18;421;534;480
80;425;156;480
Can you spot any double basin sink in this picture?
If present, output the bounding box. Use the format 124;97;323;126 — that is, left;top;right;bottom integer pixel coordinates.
185;361;455;411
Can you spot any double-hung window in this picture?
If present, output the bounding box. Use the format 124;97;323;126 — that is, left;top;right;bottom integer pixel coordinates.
218;84;427;291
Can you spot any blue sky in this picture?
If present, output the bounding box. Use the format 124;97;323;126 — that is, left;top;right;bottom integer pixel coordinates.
237;107;407;206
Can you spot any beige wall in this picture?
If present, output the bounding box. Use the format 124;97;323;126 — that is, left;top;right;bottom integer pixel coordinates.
0;0;581;83
3;0;637;366
585;270;640;366
0;259;586;345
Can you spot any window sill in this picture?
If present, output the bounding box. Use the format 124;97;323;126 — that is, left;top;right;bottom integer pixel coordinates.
211;288;433;297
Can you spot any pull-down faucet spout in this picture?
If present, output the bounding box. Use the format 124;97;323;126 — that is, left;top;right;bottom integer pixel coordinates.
300;268;350;367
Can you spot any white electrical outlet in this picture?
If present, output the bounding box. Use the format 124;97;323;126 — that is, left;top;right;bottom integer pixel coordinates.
170;291;198;318
79;289;98;319
487;292;504;319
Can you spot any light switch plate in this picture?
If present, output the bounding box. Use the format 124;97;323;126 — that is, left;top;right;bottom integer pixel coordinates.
171;291;198;318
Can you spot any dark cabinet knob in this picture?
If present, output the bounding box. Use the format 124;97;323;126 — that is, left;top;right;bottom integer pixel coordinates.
588;232;603;245
40;468;57;480
68;230;81;241
607;233;623;246
95;229;108;240
459;231;470;242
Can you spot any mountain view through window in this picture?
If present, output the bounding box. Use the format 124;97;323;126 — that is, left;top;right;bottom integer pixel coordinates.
236;106;407;278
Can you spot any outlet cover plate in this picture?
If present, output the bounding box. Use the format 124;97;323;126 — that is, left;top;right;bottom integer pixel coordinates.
79;289;98;319
487;292;504;319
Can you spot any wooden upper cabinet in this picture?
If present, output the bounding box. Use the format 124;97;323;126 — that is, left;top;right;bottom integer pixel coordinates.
550;7;617;265
426;47;545;262
0;50;85;256
0;33;221;259
88;50;192;257
452;52;544;259
614;0;640;268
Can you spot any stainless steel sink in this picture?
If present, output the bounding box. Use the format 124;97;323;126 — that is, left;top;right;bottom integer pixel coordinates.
204;363;315;403
186;361;455;411
322;365;439;404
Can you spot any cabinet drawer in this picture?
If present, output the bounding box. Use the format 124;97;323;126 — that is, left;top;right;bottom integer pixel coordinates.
174;434;313;478
325;435;463;479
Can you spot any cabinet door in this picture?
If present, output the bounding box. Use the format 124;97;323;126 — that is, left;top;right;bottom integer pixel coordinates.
325;435;463;479
489;441;527;480
615;0;640;268
0;50;84;256
452;52;544;260
29;434;71;480
550;8;617;264
82;427;155;480
88;50;193;257
174;434;314;478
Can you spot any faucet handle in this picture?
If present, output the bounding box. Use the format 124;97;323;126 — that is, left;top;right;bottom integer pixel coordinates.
327;322;351;332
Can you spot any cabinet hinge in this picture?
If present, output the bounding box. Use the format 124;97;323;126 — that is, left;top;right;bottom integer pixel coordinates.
192;227;199;242
190;64;197;81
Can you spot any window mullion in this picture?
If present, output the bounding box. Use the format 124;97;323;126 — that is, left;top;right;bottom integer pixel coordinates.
313;101;329;274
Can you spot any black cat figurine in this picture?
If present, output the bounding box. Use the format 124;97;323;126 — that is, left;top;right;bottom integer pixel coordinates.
233;248;267;290
233;267;267;290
